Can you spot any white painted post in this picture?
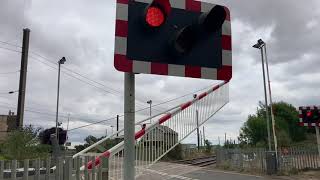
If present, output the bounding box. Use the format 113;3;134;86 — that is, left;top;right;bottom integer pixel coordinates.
0;160;4;180
45;158;51;180
11;160;17;180
35;159;40;180
91;156;96;180
84;157;89;180
24;159;29;180
75;157;81;180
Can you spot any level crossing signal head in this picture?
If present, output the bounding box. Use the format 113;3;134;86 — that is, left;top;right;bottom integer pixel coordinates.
114;0;232;81
299;106;320;127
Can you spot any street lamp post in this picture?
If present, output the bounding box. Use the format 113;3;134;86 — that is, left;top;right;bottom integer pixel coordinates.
55;57;66;144
263;43;278;158
253;40;272;151
147;100;152;124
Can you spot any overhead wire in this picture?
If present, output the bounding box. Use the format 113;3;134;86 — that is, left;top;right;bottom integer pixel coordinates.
0;40;166;111
0;103;113;126
0;40;216;132
0;40;22;48
0;70;20;75
29;51;165;111
0;46;21;53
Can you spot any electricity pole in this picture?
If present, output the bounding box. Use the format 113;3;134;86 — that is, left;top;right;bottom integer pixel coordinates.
16;28;30;128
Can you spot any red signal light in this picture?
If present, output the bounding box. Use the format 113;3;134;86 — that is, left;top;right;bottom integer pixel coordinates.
146;7;165;27
307;111;313;117
145;0;171;28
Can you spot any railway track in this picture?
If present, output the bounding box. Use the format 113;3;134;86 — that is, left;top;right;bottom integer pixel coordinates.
175;155;217;167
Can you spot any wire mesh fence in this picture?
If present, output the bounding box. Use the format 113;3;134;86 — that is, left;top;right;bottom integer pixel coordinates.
216;147;320;174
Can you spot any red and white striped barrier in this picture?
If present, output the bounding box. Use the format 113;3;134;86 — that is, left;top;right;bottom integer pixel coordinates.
86;80;228;170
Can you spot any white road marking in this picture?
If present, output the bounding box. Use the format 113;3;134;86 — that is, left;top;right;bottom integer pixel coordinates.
142;168;200;180
202;169;264;178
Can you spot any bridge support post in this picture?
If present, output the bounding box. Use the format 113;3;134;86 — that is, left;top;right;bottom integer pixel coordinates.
124;72;135;180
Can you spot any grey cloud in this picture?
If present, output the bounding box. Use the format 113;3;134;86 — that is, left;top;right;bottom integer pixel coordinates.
1;0;320;144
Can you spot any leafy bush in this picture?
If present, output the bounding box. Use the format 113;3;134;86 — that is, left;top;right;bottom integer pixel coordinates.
0;125;50;160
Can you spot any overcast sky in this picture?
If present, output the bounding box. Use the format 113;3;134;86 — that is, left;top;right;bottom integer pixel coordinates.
0;0;319;146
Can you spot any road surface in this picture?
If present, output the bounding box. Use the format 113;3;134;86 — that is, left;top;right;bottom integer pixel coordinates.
137;162;267;180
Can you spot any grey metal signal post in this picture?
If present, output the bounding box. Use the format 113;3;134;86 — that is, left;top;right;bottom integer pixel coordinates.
124;72;135;180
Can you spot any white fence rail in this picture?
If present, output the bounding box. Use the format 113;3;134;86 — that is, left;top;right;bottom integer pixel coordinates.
1;81;227;180
0;156;108;180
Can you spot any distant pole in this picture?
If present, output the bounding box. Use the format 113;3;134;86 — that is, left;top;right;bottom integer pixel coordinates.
200;130;202;148
64;114;70;157
16;28;30;129
147;100;152;124
218;136;221;146
116;115;119;137
316;126;320;158
196;110;200;150
123;72;135;180
225;133;226;145
111;125;114;135
203;126;206;143
66;114;70;138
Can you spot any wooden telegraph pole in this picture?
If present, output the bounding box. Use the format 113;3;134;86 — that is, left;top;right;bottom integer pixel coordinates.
16;28;30;128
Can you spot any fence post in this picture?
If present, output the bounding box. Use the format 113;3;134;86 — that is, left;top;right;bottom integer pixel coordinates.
101;156;109;180
91;156;96;180
45;158;51;180
63;157;72;180
75;157;81;180
35;158;40;180
11;160;17;180
0;160;4;180
55;157;62;180
97;158;102;180
84;156;89;180
23;159;29;180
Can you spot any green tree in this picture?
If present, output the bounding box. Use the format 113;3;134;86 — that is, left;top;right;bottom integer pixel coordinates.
204;139;212;153
239;102;307;147
0;125;50;160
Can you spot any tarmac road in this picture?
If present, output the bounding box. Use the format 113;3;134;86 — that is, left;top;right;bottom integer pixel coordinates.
137;162;268;180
